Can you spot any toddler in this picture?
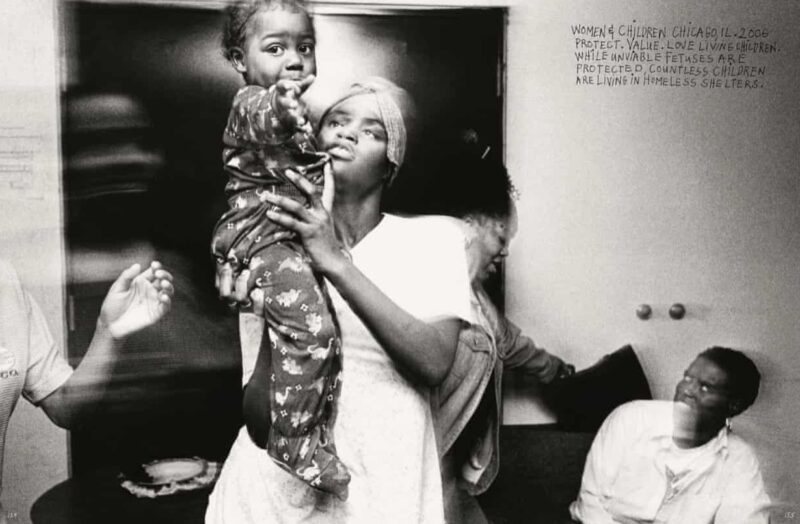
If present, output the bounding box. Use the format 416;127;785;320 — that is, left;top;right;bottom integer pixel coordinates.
211;0;349;499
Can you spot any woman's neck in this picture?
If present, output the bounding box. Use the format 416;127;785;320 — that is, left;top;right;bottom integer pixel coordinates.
332;192;384;250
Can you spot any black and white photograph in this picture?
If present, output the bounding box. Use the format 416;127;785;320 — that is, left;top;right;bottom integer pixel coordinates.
0;0;798;522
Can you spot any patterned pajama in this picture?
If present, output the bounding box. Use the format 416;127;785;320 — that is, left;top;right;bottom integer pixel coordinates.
211;85;349;498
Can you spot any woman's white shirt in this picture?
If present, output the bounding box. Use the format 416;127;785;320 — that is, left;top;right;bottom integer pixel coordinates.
207;214;472;524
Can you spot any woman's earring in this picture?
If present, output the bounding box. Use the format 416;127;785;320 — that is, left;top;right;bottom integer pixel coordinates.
725;417;733;431
383;167;397;186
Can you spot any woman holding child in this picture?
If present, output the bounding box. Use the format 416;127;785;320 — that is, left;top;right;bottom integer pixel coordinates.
207;74;472;522
208;1;469;521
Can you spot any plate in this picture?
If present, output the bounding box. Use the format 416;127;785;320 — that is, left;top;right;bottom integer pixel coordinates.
120;457;221;498
122;458;207;487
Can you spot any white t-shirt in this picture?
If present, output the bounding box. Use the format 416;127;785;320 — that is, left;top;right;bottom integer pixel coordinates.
238;214;472;385
208;214;472;524
0;261;74;491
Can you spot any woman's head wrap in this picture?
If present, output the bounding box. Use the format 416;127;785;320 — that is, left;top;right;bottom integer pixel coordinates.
320;77;415;185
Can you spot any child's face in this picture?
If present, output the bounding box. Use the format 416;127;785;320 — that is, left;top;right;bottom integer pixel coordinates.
233;7;316;88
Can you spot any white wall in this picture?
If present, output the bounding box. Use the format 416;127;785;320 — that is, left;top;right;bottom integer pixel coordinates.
0;1;68;523
505;0;800;511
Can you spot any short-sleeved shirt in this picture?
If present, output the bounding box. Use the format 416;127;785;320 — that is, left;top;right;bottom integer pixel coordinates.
0;261;74;491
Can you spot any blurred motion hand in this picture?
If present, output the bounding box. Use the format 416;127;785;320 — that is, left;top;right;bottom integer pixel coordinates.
274;75;315;134
99;261;174;339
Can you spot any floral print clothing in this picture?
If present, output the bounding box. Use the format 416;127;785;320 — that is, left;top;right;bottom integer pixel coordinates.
211;85;347;497
211;85;329;271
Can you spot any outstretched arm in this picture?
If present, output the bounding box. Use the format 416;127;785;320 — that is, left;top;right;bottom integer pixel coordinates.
474;286;573;382
227;76;315;145
39;261;174;428
272;77;315;135
496;313;574;382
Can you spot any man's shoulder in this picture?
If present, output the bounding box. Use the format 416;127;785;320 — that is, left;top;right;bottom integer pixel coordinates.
614;399;669;417
725;431;762;465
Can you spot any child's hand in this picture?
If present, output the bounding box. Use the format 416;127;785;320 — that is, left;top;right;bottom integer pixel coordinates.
273;75;315;134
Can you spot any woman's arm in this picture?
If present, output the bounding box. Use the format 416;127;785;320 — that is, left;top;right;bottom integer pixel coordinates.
257;167;461;386
325;259;461;386
472;285;573;382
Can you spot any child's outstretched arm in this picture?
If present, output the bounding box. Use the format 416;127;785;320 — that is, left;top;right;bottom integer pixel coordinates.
215;75;317;269
227;76;315;146
272;75;315;135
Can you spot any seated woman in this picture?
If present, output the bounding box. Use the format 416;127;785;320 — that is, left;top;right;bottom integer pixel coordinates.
430;135;575;524
570;346;772;524
207;78;472;523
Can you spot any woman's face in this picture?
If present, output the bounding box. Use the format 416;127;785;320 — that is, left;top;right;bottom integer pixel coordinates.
317;94;391;193
466;207;518;284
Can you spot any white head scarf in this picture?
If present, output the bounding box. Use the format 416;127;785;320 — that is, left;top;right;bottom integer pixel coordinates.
320;77;415;185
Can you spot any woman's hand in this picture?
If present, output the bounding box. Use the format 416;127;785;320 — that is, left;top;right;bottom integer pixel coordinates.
98;261;174;339
260;164;345;275
214;164;335;308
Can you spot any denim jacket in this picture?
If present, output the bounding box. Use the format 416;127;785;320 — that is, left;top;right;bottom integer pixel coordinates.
432;285;563;496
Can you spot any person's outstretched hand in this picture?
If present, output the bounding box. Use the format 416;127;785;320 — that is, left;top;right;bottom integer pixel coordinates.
99;261;174;339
